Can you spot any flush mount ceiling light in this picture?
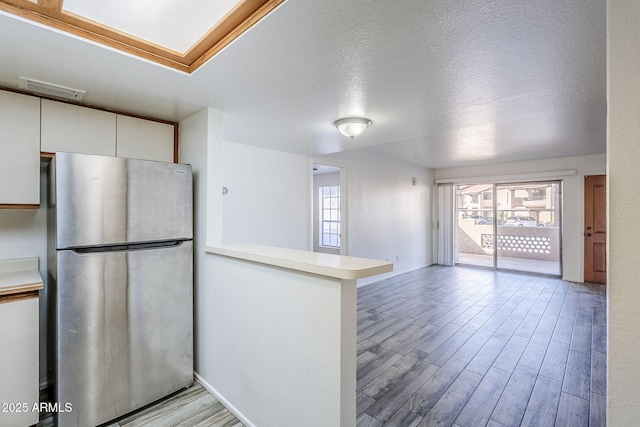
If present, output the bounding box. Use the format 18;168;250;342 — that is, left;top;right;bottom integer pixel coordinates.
333;117;372;139
19;77;86;101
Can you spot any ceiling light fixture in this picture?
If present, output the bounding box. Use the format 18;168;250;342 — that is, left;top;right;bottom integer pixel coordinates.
19;77;86;101
333;117;372;139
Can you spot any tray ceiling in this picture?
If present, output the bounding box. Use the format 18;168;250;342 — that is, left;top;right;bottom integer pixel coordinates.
0;0;284;73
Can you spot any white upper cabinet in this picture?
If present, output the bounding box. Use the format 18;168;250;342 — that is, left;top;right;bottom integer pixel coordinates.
116;115;175;162
0;90;40;206
41;99;116;156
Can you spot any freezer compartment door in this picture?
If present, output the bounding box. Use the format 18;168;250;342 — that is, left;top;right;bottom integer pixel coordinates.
56;241;193;427
53;152;192;249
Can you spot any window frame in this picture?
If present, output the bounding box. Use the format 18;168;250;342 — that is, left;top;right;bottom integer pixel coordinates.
319;185;341;249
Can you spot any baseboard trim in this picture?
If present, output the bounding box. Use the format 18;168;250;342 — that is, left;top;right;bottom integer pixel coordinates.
194;372;256;427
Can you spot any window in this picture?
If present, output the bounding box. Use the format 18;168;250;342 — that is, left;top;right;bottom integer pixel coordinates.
456;181;562;276
320;185;340;248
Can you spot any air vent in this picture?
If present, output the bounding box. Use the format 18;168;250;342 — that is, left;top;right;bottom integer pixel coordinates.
19;77;86;101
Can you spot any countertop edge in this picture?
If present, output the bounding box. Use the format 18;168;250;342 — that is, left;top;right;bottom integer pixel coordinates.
0;257;44;297
0;282;44;297
205;244;393;280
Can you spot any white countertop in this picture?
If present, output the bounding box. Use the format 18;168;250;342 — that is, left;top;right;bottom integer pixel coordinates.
0;257;44;297
206;244;393;280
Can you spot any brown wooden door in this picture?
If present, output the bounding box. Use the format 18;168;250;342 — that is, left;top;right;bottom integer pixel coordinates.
584;175;606;284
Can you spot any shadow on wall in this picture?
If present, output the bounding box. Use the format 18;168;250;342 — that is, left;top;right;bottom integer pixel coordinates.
457;224;486;255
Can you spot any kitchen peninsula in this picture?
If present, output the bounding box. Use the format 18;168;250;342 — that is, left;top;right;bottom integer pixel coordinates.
201;244;393;427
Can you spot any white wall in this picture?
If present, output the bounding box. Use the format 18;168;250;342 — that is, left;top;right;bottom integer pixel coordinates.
179;109;222;378
435;154;606;282
319;150;434;285
607;2;640;424
222;141;310;250
313;172;340;254
0;187;46;265
180;109;315;425
200;255;356;427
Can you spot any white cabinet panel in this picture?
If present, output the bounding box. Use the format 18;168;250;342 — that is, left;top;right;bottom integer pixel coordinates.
41;99;116;156
0;297;39;427
116;115;175;162
0;90;40;205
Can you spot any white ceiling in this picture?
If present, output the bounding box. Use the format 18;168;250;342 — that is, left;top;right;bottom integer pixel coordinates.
0;0;606;169
313;164;340;175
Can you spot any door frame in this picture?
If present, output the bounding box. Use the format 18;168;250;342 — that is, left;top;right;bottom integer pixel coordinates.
584;174;607;284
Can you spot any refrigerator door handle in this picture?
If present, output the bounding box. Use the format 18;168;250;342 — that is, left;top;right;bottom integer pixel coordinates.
69;240;188;254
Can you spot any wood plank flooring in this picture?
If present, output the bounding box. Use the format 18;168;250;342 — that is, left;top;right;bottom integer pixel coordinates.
111;383;244;427
37;382;244;427
39;265;606;426
356;265;606;427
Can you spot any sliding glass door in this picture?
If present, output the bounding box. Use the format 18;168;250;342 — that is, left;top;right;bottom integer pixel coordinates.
456;181;562;276
495;182;562;275
456;184;494;267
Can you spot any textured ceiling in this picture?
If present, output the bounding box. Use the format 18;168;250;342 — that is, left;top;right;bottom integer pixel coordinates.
0;0;606;169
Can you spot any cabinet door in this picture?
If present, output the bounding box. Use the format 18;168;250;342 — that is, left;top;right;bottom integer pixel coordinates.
0;297;39;426
116;115;175;162
41;99;116;156
0;90;40;206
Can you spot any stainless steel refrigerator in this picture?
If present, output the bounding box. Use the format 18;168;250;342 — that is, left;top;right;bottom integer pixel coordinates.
48;152;193;427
